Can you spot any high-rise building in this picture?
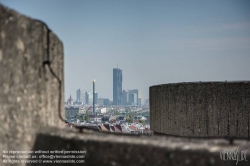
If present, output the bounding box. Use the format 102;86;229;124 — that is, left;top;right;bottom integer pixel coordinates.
129;93;137;105
93;79;96;114
76;89;86;104
85;91;93;105
113;68;122;105
122;90;129;105
128;89;139;105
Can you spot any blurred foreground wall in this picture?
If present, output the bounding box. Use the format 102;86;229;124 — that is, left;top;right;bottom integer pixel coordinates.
0;4;64;154
150;82;250;138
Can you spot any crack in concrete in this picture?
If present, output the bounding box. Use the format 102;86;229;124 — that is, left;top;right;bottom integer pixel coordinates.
35;19;66;124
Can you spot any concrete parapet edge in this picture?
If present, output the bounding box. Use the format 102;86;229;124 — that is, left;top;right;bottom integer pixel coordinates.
150;81;250;138
30;127;250;166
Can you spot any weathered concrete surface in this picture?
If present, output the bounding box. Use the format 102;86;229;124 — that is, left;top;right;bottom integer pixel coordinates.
0;3;64;159
29;127;250;166
150;82;250;138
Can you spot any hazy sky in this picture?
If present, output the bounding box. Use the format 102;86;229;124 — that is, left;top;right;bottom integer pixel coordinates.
1;0;250;101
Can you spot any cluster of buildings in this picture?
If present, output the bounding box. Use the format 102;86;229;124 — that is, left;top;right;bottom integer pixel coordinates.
65;67;151;134
66;67;149;107
65;105;149;122
67;89;99;106
67;115;152;135
73;123;153;135
113;68;143;106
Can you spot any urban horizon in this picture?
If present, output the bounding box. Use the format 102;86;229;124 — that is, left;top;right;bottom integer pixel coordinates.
66;67;149;106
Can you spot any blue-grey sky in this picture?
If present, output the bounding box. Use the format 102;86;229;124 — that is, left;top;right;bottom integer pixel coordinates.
1;0;250;101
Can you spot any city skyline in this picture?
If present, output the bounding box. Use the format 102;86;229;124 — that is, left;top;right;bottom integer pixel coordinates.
70;68;147;105
1;0;250;100
69;67;145;103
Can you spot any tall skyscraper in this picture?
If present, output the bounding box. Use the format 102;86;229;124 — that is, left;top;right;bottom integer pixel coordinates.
85;91;93;105
93;79;95;114
128;89;139;105
113;68;122;105
122;90;129;105
76;89;86;104
129;93;137;105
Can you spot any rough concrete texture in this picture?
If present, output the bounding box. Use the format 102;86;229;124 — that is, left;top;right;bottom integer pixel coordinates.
29;127;250;166
0;3;64;157
150;82;250;138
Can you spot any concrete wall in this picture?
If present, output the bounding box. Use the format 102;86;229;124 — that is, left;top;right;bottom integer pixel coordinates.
30;127;250;166
0;4;64;154
150;82;250;138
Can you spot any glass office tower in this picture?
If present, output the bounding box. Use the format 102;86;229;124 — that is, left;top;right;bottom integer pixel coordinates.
113;68;122;105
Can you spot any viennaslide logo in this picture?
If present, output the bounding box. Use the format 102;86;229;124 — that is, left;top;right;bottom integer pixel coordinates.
220;147;247;165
